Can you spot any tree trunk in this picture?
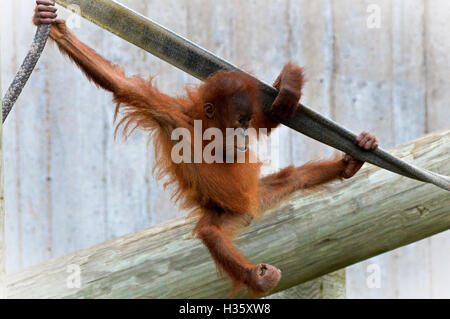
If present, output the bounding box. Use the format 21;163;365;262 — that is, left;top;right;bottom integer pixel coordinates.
5;130;450;298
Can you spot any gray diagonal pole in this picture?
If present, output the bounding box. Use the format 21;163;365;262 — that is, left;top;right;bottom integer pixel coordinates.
55;0;450;191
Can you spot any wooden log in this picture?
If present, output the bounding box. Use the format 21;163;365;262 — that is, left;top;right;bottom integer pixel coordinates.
268;270;346;299
5;130;450;299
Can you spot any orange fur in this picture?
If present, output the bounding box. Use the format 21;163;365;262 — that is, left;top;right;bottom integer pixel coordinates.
44;18;372;296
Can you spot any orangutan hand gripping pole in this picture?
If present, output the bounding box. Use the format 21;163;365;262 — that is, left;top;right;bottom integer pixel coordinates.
34;1;378;296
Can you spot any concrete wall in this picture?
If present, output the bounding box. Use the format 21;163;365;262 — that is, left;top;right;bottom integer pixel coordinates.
1;0;449;298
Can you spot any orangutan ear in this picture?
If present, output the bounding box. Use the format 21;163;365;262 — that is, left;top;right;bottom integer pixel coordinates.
203;103;215;120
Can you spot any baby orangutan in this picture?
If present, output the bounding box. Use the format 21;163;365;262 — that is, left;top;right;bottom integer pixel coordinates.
34;1;378;296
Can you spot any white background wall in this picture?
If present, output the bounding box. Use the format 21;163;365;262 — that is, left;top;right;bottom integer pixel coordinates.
1;0;449;298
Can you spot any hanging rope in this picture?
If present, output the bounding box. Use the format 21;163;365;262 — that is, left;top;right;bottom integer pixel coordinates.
2;1;54;123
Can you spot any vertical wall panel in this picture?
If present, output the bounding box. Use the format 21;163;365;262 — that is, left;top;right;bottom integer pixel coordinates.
425;0;450;299
0;12;5;298
3;0;53;270
389;0;431;299
331;0;393;299
288;0;336;163
47;7;107;257
1;0;21;273
345;0;436;299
